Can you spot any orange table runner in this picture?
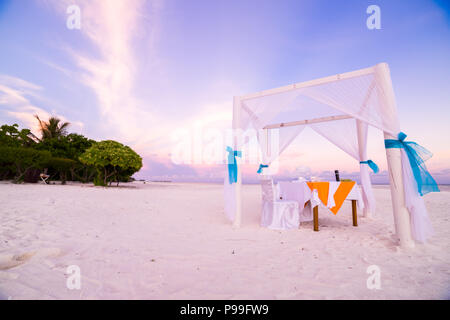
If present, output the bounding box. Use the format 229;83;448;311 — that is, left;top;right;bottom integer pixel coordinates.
306;181;356;215
306;182;329;206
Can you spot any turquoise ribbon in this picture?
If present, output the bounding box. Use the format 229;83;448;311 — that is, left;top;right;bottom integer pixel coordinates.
360;160;379;174
257;164;269;174
226;146;242;184
385;132;439;196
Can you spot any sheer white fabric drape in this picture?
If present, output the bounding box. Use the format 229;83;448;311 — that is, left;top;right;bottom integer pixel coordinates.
224;174;236;222
309;119;376;216
257;126;306;171
401;149;434;242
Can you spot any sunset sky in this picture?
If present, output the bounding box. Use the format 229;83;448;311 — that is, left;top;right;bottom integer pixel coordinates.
0;0;449;183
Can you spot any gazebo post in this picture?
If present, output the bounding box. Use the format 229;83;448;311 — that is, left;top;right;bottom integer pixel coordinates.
232;96;242;228
376;63;415;248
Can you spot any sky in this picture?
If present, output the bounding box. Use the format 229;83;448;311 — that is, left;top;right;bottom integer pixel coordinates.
0;0;449;183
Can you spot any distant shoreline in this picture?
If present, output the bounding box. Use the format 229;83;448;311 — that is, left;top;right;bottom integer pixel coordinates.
139;180;450;187
2;179;449;191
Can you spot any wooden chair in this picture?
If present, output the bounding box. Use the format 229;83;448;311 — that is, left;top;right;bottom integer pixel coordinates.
40;169;50;184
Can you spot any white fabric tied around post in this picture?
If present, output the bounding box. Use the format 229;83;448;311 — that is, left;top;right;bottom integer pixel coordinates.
356;120;377;217
256;125;306;175
385;132;438;243
400;149;434;242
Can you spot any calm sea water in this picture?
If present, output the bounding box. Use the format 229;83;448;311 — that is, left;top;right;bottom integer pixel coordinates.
144;180;450;192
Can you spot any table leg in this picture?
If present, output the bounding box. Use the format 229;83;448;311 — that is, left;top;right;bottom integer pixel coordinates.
313;205;319;231
352;200;358;227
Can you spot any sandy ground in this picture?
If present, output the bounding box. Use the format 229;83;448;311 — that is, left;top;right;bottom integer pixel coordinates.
0;181;449;300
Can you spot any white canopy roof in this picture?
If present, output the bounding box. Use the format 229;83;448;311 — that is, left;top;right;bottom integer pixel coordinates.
235;63;400;136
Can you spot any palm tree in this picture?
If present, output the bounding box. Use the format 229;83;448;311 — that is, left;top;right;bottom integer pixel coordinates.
34;115;70;141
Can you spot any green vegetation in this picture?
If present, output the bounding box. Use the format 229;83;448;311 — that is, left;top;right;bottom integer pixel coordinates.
0;117;142;186
0;146;51;182
0;124;37;147
79;140;143;186
44;157;77;185
35;115;70;141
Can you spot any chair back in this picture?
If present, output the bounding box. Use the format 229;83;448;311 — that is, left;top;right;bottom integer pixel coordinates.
260;179;275;204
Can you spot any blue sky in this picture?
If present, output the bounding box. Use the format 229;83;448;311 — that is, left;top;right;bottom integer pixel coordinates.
0;0;449;183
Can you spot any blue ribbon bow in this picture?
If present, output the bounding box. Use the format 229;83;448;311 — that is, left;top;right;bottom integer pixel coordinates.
257;164;269;174
226;146;242;184
384;132;439;196
360;160;379;174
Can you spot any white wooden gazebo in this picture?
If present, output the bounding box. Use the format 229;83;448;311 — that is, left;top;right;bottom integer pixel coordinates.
224;63;438;248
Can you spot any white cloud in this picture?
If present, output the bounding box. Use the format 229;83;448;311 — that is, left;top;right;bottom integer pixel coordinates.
41;1;168;146
0;75;83;137
40;0;234;162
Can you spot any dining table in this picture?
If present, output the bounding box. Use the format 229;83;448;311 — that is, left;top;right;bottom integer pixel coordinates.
277;180;364;231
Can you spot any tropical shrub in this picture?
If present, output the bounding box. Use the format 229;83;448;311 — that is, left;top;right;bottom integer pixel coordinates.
0;124;37;147
0;146;15;180
69;162;97;183
0;146;51;182
1;119;143;186
45;157;78;184
79;140;142;186
34;133;96;183
34;134;95;160
24;168;41;183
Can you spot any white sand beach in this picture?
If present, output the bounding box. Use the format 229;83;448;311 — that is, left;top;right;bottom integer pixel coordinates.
0;181;449;300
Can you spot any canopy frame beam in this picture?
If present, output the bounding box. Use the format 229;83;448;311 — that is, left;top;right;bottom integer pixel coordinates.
263;115;352;130
240;66;375;101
